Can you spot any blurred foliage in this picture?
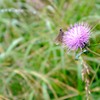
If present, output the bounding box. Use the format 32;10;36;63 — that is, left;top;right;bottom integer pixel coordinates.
0;0;100;100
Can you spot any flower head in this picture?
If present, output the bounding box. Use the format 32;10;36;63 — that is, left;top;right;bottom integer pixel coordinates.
63;23;91;50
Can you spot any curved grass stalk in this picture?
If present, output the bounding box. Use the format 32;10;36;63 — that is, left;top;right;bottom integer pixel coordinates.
86;47;100;56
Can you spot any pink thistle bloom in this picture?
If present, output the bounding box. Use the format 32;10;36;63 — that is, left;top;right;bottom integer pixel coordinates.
63;23;91;50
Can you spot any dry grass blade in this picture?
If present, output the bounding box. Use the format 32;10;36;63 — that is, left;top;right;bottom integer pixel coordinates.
0;95;9;100
57;93;78;100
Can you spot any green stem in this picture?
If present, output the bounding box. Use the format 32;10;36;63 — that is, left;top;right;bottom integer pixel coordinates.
77;56;83;100
86;47;100;56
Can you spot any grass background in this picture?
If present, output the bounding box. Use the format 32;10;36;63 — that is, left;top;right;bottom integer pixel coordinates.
0;0;100;100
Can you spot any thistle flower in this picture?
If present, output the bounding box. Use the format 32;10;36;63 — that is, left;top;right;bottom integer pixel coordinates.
63;23;91;50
